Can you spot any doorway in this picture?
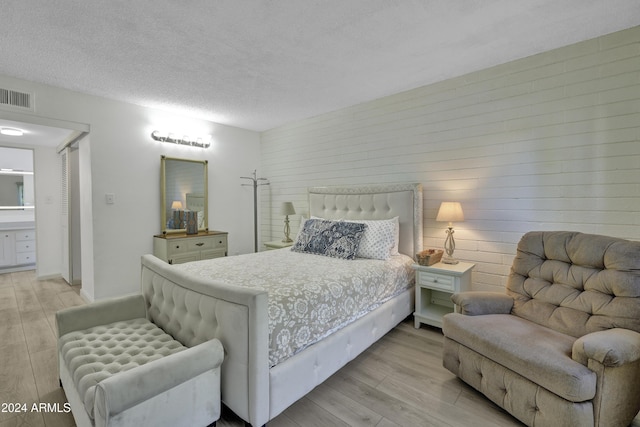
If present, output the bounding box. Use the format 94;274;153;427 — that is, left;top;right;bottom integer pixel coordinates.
0;146;35;272
0;114;89;283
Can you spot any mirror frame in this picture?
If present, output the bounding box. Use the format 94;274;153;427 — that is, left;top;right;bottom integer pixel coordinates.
160;155;208;234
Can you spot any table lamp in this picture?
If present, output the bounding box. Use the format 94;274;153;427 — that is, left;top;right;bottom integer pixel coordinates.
436;202;464;264
280;202;296;243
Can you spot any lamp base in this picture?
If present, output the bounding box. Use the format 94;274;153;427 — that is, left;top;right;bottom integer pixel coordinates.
282;237;293;243
441;256;459;265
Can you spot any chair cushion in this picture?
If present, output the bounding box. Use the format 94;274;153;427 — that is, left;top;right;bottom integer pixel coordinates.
507;231;640;338
59;318;186;419
443;313;597;402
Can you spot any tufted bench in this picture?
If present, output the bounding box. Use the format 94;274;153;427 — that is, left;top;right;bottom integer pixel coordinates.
56;293;223;427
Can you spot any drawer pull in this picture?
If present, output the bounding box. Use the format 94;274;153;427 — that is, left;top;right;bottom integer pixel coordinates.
196;242;204;247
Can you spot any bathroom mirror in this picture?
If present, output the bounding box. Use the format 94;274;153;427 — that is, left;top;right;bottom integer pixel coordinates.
0;147;35;210
160;156;208;234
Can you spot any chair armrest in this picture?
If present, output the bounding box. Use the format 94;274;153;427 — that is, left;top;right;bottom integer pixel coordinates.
56;294;146;337
94;339;224;420
572;328;640;367
451;291;514;316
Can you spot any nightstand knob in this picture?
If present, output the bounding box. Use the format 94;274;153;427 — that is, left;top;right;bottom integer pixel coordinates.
196;242;204;246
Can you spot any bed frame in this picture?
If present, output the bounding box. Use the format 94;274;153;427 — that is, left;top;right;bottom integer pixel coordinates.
140;183;423;426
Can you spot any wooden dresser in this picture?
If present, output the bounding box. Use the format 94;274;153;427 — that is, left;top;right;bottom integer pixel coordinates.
153;231;228;264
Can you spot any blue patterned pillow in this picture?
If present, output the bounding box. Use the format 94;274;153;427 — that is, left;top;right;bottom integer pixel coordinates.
291;219;367;260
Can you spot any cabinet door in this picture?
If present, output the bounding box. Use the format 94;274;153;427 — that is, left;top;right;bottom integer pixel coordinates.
0;232;15;267
169;253;200;265
201;248;226;260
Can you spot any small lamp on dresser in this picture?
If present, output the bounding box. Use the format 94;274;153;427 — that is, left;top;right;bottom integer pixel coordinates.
436;201;464;264
171;201;184;229
280;202;296;243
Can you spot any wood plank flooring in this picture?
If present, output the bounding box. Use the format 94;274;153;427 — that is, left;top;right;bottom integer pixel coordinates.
1;270;638;427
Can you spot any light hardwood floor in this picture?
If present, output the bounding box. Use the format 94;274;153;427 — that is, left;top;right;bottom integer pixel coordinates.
1;270;638;427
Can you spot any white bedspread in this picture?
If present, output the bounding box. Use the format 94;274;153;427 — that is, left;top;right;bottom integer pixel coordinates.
173;249;415;366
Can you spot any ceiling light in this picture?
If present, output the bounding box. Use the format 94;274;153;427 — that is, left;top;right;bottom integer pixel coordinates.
0;127;24;136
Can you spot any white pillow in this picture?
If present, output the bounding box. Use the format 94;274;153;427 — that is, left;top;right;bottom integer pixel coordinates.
344;217;399;260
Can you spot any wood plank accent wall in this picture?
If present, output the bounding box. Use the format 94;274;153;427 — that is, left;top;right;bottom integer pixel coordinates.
260;26;640;292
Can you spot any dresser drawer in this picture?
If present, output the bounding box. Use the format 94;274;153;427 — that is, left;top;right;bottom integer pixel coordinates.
202;248;226;260
417;271;455;291
16;252;36;265
16;241;36;253
15;231;35;241
186;239;213;251
166;240;188;255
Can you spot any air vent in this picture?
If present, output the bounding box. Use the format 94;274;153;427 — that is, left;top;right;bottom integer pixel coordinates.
0;88;34;111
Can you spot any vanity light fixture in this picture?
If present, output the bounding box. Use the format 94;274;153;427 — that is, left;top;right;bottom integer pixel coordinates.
151;130;211;148
0;127;24;136
0;168;33;175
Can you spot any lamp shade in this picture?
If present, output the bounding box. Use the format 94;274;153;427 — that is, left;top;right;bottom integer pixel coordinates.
280;202;296;216
171;200;183;210
436;202;464;223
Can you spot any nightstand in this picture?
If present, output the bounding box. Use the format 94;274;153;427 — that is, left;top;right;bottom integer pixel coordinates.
263;240;294;250
413;261;475;329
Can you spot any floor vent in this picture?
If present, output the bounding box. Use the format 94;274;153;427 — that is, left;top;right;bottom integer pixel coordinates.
0;88;34;111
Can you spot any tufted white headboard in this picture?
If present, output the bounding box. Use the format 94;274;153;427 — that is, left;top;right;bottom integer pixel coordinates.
308;183;423;258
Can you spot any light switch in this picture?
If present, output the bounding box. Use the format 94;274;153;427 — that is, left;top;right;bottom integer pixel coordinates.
105;193;115;204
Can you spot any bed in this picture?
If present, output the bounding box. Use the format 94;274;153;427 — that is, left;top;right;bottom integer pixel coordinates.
140;183;423;426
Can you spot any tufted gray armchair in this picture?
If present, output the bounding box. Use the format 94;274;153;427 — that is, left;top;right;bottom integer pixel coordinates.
442;231;640;427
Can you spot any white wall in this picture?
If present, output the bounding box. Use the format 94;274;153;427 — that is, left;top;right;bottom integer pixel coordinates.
0;75;261;300
261;26;640;293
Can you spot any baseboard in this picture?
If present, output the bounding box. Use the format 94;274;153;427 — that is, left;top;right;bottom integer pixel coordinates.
79;288;93;303
0;264;36;274
36;272;63;281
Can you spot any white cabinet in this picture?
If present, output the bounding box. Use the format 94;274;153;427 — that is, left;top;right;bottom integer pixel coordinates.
0;232;15;267
154;231;228;264
413;261;474;328
0;228;37;270
15;230;36;265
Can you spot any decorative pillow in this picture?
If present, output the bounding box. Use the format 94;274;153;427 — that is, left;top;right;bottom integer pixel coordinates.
291;219;367;260
345;217;399;260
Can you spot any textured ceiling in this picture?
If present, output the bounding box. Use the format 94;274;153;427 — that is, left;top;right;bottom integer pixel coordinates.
0;1;639;132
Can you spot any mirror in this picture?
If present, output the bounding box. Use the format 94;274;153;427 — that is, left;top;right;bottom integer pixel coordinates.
160;156;208;234
0;147;35;210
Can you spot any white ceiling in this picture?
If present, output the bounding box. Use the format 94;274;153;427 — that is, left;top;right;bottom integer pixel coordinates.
0;1;639;133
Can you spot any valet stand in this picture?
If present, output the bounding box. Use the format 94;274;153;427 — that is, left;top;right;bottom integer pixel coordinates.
241;170;269;252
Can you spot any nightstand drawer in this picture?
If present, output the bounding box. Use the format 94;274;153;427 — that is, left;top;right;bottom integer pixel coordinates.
418;271;455;291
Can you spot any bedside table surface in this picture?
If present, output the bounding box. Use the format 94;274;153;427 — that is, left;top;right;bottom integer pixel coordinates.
264;240;294;249
413;261;475;275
